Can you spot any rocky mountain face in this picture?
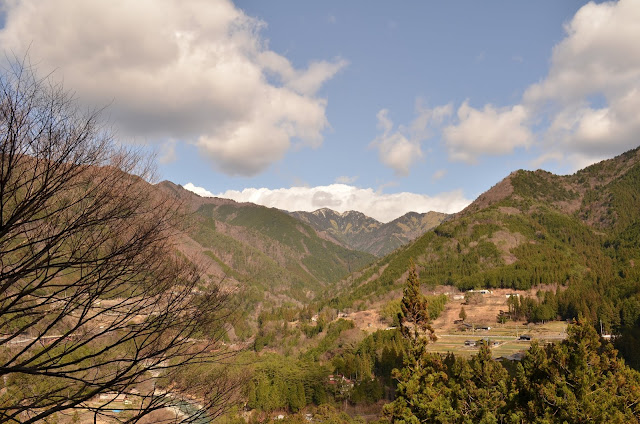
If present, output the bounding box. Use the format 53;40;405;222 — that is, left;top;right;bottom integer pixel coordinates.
288;208;448;256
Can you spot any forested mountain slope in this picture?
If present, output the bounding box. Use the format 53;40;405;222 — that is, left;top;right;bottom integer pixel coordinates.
326;147;640;364
155;182;375;324
289;208;448;256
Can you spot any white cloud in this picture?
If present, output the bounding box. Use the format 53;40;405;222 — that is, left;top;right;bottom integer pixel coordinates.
431;0;640;168
184;183;470;223
183;183;215;197
0;0;345;176
371;109;422;176
371;104;452;176
524;0;640;106
410;0;640;169
259;52;348;96
443;102;533;163
524;0;640;168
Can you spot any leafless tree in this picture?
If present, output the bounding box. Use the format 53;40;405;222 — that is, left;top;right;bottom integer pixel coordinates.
0;58;236;423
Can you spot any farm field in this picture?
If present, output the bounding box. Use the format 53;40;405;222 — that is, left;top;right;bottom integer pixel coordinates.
426;288;568;357
428;320;568;358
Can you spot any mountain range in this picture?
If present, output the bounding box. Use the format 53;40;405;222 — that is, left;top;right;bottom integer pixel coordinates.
324;146;640;345
288;208;448;256
154;145;640;358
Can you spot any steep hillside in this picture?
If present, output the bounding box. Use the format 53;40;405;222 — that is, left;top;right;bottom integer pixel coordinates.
155;183;376;324
326;147;640;345
289;208;448;256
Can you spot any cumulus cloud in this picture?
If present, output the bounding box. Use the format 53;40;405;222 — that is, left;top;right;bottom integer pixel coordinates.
371;103;452;176
394;0;640;169
183;183;215;198
158;140;177;165
443;102;533;164
182;183;471;223
523;0;640;167
438;0;640;169
371;110;423;176
0;0;345;176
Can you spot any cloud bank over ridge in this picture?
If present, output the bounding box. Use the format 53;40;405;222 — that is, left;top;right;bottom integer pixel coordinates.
183;183;470;223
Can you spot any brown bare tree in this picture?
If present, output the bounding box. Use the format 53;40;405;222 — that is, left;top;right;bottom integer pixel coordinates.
0;58;236;423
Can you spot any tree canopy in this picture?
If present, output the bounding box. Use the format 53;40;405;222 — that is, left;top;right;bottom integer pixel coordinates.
385;317;640;424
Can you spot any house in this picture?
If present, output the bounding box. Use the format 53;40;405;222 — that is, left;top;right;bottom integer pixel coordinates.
469;289;492;295
99;392;127;402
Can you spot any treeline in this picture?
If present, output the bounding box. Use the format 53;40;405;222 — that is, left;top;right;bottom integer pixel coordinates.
244;328;407;414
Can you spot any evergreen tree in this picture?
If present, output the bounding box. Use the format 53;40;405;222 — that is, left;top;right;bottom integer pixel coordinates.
398;261;435;346
514;318;640;423
384;319;640;423
459;306;467;322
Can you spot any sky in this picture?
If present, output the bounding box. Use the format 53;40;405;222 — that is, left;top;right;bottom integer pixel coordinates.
1;0;639;222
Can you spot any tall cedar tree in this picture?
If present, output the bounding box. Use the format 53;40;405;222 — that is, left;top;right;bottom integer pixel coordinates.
398;261;435;345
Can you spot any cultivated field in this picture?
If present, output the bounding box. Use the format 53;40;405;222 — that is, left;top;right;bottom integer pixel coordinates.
346;286;568;359
428;288;567;357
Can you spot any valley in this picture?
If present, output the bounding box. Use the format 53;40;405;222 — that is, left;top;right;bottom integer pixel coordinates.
5;126;640;423
150;146;640;423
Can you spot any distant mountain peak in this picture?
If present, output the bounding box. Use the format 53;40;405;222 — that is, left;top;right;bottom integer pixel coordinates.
311;208;370;219
289;207;448;256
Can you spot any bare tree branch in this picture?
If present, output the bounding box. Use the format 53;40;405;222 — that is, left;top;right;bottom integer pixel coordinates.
0;57;236;423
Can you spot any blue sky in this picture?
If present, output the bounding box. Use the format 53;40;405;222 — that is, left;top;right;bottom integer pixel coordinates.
2;0;639;221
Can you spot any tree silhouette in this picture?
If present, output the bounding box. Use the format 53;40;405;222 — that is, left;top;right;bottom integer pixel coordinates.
0;57;235;423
